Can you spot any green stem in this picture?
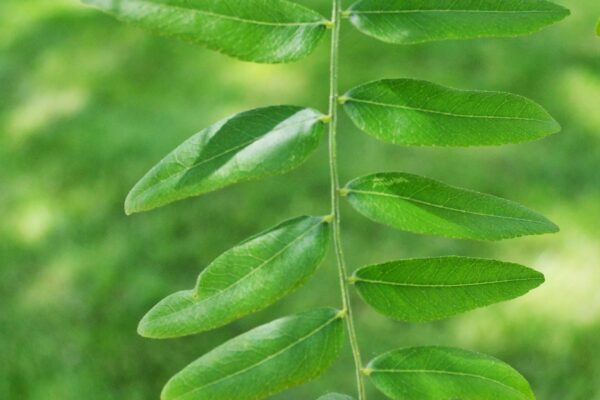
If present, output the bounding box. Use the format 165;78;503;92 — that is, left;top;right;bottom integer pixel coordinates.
327;1;367;399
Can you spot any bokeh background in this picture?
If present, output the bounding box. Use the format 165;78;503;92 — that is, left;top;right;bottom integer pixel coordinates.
1;0;599;398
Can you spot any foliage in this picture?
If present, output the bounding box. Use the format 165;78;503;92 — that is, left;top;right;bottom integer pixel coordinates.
162;308;345;400
343;172;558;240
82;0;329;63
138;216;331;338
366;346;536;400
340;79;560;146
124;106;327;214
351;257;544;322
345;0;569;44
79;1;570;399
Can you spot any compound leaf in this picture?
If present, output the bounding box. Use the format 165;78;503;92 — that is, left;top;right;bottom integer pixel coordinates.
342;79;560;147
346;0;569;45
353;256;544;322
83;0;328;63
138;216;331;338
343;172;558;241
367;346;535;400
162;308;345;400
125;106;326;214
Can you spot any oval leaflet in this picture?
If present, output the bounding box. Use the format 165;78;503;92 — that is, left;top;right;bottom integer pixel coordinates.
352;256;544;322
125;106;326;214
366;346;535;400
162;308;345;400
83;0;328;63
344;172;558;241
346;0;569;45
138;216;331;338
342;79;560;147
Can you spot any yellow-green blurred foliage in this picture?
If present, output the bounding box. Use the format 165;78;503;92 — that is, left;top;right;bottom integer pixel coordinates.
1;0;599;398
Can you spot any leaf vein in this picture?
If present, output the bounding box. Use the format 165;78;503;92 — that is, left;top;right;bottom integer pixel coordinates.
355;277;542;288
171;314;339;400
121;0;326;27
148;220;323;325
371;368;527;398
345;97;548;122
347;189;548;225
133;114;321;200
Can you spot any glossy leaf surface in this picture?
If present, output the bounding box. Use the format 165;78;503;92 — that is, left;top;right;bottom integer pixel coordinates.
162;308;345;400
344;172;558;240
125;106;326;214
353;257;544;321
346;0;569;45
83;0;328;63
367;346;535;400
318;394;354;400
138;216;331;338
342;79;560;147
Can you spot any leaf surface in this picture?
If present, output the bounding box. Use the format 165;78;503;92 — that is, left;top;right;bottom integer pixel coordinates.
367;346;535;400
318;394;354;400
344;172;558;240
138;216;331;338
342;79;560;147
346;0;569;45
126;106;326;214
353;257;544;321
162;308;345;400
83;0;328;63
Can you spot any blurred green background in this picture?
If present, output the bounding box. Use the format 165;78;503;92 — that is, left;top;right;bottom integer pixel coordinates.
1;0;599;398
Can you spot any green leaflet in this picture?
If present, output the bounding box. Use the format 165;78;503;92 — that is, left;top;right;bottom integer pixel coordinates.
597;19;600;36
138;216;331;338
352;257;544;322
341;79;560;147
346;0;569;45
318;394;354;400
343;172;558;241
82;0;328;63
125;106;326;214
162;308;345;400
366;346;535;400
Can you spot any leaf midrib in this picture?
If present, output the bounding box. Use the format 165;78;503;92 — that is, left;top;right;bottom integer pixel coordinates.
125;0;326;27
346;189;549;226
354;276;542;288
371;368;528;399
149;220;323;325
172;314;340;400
345;97;549;122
